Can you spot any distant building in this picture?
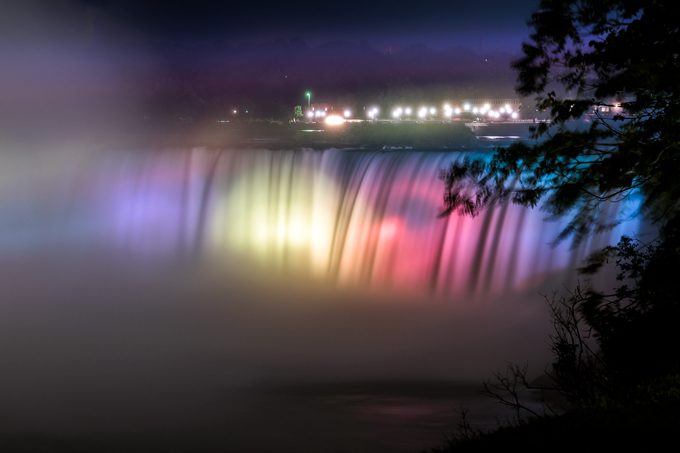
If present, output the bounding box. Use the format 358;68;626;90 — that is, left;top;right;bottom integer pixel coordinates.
453;98;522;121
463;98;522;111
296;97;524;122
590;101;625;118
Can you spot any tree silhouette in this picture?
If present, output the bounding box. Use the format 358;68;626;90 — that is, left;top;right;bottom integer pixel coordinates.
442;0;679;243
440;0;680;402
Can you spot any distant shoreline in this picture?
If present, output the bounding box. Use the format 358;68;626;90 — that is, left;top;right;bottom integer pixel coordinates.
1;119;535;151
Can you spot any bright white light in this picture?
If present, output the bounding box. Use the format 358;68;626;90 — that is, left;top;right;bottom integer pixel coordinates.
463;103;471;111
499;107;506;114
367;107;379;119
404;107;412;115
443;105;453;117
487;110;494;117
343;109;352;118
480;106;488;114
429;107;436;115
417;107;427;118
315;111;323;118
511;112;519;119
483;103;491;110
325;114;345;126
392;107;403;119
233;109;238;114
454;107;461;115
504;103;511;111
472;107;479;114
306;111;314;119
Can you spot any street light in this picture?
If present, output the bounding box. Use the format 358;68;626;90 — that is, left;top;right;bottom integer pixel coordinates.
305;91;312;109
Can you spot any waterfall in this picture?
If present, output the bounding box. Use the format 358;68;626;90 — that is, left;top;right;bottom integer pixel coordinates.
1;147;641;298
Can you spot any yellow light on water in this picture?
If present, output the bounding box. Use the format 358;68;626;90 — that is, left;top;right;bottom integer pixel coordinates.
209;154;355;277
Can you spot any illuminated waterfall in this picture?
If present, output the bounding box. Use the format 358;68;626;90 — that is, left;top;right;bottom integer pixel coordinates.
2;147;640;298
203;148;638;296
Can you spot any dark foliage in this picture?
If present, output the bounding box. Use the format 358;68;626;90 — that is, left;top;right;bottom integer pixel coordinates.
437;2;680;446
536;233;680;410
441;0;680;243
579;235;680;387
440;0;680;385
428;400;680;452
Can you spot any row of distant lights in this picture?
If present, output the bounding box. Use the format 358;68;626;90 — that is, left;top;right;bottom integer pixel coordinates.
307;103;518;126
367;103;519;120
306;107;354;119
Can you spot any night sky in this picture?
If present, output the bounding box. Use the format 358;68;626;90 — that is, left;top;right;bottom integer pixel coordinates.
2;0;538;121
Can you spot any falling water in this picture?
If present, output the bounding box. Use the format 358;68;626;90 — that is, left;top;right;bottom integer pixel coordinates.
1;146;640;299
0;145;644;452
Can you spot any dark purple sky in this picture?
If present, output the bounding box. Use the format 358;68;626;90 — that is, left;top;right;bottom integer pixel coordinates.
1;0;538;120
80;0;536;50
